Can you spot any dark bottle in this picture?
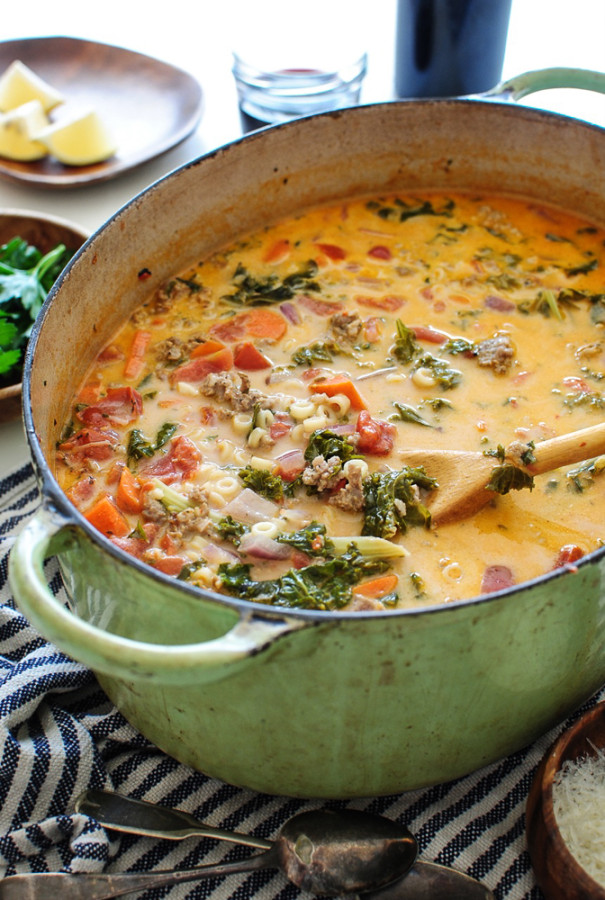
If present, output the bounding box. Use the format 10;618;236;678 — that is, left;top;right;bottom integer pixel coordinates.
395;0;512;98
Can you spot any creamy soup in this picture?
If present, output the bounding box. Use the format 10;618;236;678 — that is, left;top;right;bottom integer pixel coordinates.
56;192;605;611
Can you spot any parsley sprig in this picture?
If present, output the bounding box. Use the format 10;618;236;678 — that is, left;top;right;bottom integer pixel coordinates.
0;237;74;386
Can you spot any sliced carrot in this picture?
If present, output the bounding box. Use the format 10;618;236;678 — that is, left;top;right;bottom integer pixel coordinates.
190;339;227;358
85;494;131;538
353;574;399;599
309;377;368;411
244;307;287;341
116;467;143;515
124;330;151;380
233;341;272;370
263;239;290;263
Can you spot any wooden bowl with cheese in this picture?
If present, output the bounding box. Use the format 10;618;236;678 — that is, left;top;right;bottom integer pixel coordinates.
526;699;605;900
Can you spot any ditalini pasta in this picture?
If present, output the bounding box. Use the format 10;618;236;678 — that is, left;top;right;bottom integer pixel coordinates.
56;192;605;611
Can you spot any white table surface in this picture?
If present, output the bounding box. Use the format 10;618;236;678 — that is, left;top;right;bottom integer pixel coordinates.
1;0;605;476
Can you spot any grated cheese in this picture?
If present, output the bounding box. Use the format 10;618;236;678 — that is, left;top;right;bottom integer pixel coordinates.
552;743;605;887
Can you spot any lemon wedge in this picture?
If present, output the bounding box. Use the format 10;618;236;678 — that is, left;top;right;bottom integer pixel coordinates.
0;99;49;160
0;60;64;113
36;109;117;166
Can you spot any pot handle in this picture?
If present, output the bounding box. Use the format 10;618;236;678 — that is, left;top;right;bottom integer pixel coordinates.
9;502;308;685
488;67;605;101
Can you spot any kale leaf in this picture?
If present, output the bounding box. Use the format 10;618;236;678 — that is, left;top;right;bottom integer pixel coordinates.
238;465;287;501
362;468;437;539
485;464;534;495
223;261;320;305
217;545;389;610
392;319;420;364
127;423;177;462
214;515;250;546
276;521;335;557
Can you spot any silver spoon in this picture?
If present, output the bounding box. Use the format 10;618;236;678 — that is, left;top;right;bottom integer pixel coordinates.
74;789;495;900
0;802;417;900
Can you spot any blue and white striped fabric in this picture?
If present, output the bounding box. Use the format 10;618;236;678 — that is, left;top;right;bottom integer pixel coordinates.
0;462;603;899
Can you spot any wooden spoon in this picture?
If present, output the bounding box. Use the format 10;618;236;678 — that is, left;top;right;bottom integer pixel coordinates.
399;421;605;526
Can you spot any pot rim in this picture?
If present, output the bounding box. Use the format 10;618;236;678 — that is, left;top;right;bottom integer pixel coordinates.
21;96;605;623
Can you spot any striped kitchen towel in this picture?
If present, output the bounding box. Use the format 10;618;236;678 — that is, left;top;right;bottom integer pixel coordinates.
0;462;602;899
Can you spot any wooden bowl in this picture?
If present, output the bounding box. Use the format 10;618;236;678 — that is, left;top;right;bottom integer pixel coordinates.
0;209;89;423
526;699;605;900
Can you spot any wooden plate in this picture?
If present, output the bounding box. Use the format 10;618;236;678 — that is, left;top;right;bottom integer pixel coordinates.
0;208;89;422
526;699;605;900
0;36;203;188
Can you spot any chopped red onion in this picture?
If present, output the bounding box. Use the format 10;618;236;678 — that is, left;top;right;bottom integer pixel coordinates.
222;488;278;524
238;531;291;560
279;302;301;324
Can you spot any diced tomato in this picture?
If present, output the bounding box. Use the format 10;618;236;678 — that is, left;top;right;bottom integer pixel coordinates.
363;316;383;343
355;295;405;311
210;308;287;343
233;341;272;370
355;410;396;456
209;315;248;342
200;406;216;425
77;386;143;427
97;344;124;363
58;427;119;461
111;523;157;559
367;245;392;260
315;242;346;261
170;346;234;384
553;544;585;569
270;420;292;441
140;436;201;484
480;565;515;594
77;380;103;405
298;294;344;316
66;476;96;506
151;555;189;576
291;550;312;569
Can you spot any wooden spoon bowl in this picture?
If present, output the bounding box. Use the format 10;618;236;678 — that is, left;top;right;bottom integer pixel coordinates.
0;209;89;423
526;699;605;900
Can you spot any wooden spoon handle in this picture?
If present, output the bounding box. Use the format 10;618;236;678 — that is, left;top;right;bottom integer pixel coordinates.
527;422;605;475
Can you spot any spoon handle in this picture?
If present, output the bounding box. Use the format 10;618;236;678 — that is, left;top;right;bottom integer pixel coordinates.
75;789;273;850
528;421;605;475
0;853;274;900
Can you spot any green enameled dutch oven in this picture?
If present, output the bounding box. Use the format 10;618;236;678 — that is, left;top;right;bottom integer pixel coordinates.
9;69;605;798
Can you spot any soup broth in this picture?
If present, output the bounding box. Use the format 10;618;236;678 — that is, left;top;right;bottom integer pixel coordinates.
56;192;605;611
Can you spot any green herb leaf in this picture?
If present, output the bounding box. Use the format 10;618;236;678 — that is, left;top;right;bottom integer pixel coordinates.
485;464;534;495
127;423;177;462
238;465;286;501
390;402;433;427
223;261;320;305
362;468;437;539
217;545;389;610
392;319;420;364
